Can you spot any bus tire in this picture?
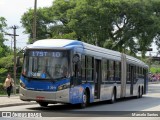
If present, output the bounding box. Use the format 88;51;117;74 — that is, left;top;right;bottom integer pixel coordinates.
38;102;48;107
80;90;88;108
140;87;143;98
137;87;141;98
110;89;116;104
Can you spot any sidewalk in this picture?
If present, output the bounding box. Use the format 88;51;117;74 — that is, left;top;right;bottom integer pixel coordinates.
148;81;160;84
0;95;36;108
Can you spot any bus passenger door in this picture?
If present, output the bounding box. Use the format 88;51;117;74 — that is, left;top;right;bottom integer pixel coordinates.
143;68;147;94
94;59;101;99
71;54;82;86
130;66;134;95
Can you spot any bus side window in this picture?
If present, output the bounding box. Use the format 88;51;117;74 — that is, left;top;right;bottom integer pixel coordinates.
72;58;82;86
81;55;86;83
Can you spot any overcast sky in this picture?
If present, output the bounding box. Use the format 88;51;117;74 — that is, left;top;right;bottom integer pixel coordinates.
0;0;53;48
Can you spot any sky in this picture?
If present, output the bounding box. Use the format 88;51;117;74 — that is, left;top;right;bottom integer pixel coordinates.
0;0;53;49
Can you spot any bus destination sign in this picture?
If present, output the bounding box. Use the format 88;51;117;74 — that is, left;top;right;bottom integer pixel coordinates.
30;51;64;58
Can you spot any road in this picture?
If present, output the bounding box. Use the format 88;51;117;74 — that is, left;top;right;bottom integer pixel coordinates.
0;83;160;120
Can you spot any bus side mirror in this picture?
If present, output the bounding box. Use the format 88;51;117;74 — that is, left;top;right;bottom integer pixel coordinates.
72;54;80;64
70;76;74;87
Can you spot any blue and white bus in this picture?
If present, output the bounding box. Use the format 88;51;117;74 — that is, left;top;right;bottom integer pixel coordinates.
20;39;148;108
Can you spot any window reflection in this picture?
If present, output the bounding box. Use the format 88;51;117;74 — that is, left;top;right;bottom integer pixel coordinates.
22;50;69;80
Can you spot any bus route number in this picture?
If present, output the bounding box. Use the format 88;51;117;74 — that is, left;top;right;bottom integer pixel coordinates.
52;52;62;58
32;51;62;57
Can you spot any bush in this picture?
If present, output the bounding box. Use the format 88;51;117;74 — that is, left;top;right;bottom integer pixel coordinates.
0;83;6;95
0;68;8;83
0;83;20;95
150;67;160;74
0;55;14;83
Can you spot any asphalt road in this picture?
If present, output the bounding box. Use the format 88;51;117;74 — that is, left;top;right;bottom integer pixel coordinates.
0;83;160;120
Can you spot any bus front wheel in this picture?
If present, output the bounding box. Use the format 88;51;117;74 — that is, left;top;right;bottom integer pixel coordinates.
80;91;88;108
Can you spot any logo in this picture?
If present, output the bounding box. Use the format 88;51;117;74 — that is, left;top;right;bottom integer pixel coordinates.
1;112;42;118
2;112;12;118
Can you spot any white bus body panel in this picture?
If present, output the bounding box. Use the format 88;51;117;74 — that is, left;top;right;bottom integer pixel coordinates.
20;87;70;103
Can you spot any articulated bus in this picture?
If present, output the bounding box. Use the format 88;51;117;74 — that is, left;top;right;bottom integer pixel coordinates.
20;39;148;108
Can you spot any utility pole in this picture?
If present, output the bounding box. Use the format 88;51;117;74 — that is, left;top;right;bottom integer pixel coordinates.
11;38;13;50
33;0;37;43
6;25;19;94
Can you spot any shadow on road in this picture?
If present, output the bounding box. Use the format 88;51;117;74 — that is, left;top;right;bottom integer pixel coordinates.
25;84;160;117
26;96;160;117
27;95;160;110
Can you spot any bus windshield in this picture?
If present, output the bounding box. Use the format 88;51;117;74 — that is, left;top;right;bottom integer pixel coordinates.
22;50;69;80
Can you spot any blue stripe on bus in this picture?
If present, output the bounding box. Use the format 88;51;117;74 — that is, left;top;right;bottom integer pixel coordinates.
20;75;95;104
69;83;94;104
20;75;70;91
63;40;83;47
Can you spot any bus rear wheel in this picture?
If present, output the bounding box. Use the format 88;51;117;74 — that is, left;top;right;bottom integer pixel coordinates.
37;101;49;107
137;87;142;98
110;89;116;104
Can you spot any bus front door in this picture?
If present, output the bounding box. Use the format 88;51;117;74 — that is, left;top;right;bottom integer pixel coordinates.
130;66;134;95
94;59;101;99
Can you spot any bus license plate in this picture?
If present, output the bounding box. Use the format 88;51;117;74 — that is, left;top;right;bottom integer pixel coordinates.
36;96;45;100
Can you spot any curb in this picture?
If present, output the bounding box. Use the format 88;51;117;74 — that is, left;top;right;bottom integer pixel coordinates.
0;95;19;97
0;102;36;108
0;95;37;108
148;82;160;84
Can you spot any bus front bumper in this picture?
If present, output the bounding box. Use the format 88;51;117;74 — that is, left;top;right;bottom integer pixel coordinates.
19;87;70;103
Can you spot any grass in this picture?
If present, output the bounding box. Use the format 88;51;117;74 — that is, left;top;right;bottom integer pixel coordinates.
0;91;6;95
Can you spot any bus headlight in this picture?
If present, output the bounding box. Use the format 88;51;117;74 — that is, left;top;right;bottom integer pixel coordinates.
20;80;26;88
57;83;70;91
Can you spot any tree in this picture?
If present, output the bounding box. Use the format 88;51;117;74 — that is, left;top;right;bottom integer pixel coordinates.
51;0;160;57
152;0;160;53
21;0;160;57
105;0;158;56
21;7;54;43
0;17;14;82
0;17;10;57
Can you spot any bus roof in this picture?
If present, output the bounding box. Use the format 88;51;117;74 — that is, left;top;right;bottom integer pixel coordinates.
27;39;83;49
26;39;148;68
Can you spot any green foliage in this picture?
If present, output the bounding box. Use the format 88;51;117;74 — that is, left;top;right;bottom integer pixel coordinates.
0;16;19;84
0;55;14;83
0;83;6;95
0;68;7;83
0;17;10;57
0;68;8;75
21;0;160;57
21;7;55;43
150;67;160;74
0;55;14;68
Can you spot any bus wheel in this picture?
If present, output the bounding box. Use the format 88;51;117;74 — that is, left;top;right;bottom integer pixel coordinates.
140;87;143;98
80;91;88;108
137;87;141;98
38;102;48;107
110;89;116;104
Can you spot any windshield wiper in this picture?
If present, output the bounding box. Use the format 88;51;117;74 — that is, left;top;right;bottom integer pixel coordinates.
45;70;58;82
